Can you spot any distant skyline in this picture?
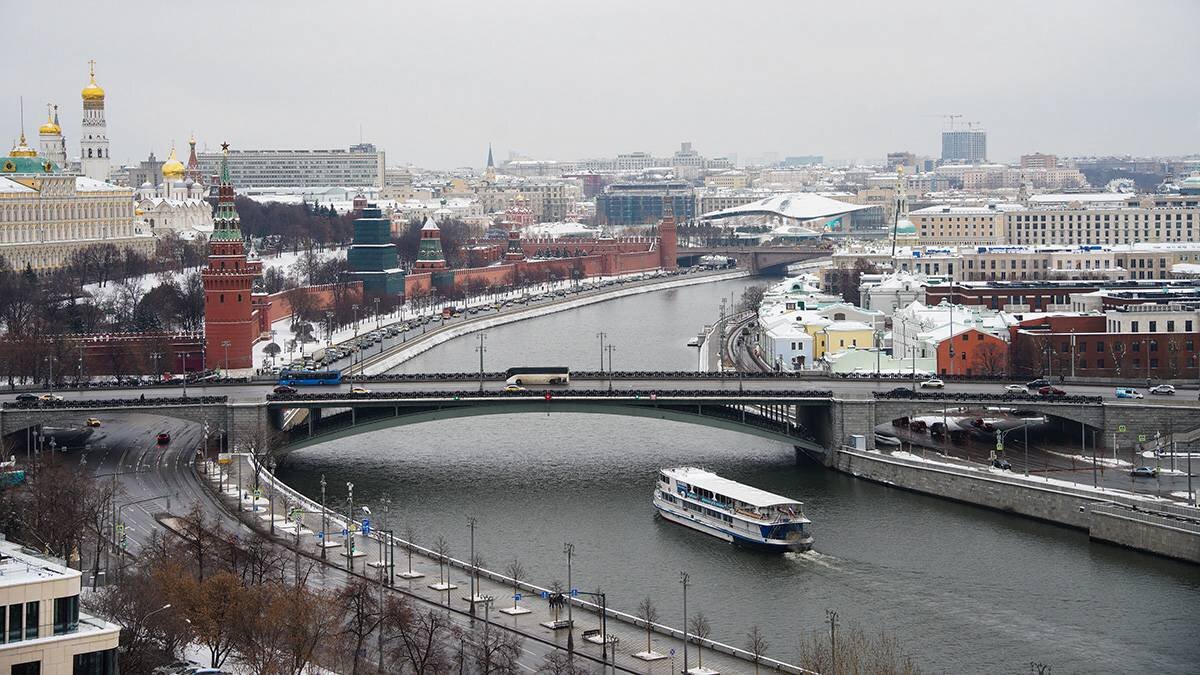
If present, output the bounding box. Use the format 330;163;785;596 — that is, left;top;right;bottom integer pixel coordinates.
5;0;1199;169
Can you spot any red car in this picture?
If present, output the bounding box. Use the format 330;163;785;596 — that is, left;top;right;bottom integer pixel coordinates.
1037;386;1066;397
156;432;170;444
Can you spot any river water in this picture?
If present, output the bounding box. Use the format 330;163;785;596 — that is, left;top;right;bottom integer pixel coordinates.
277;277;1200;674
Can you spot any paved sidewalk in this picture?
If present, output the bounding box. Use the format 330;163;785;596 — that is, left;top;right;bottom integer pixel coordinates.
211;454;811;675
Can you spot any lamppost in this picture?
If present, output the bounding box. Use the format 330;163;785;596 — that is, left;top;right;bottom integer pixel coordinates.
352;304;360;367
45;355;55;394
874;329;884;381
604;344;616;390
267;456;277;535
997;418;1031;476
150;352;162;382
476;333;487;392
680;571;690;673
179;352;189;398
563;542;574;657
221;340;231;375
319;474;328;559
596;332;607;373
325;310;334;346
373;297;380;331
1146;338;1156;387
346;481;355;571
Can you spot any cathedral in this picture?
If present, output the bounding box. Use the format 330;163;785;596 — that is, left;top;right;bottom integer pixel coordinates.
135;136;214;239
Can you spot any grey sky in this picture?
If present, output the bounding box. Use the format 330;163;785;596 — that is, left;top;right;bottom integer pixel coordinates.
6;0;1198;168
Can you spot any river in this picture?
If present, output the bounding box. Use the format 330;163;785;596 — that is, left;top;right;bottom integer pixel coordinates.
277;276;1200;673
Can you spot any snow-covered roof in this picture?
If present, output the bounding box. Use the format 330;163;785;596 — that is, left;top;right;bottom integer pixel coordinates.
700;192;875;221
910;203;1026;215
664;467;803;508
74;176;128;192
1028;193;1132;204
422;216;440;232
0;178;36;193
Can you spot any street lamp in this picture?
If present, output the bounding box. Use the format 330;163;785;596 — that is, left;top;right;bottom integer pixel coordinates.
596;332;607;373
605;344;616;390
564;542;575;657
179;352;190;398
45;355;56;394
319;475;328;559
325;310;334;347
476;333;487;392
997;419;1032;476
346;481;355;571
680;571;690;673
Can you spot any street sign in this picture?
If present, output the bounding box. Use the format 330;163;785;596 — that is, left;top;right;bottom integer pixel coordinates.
253;489;261;499
341;528;349;537
540;591;549;599
317;531;324;539
670;649;676;656
996;441;1004;453
1138;434;1147;442
217;453;233;465
1118;425;1127;433
570;588;579;597
362;519;370;535
514;593;522;601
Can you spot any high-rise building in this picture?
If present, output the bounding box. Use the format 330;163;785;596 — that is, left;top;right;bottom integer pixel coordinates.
595;180;694;226
202;144;262;372
940;130;987;163
197;145;385;188
79;60;110;181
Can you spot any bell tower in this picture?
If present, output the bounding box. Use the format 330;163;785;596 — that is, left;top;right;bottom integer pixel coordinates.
201;143;262;372
80;60;110;181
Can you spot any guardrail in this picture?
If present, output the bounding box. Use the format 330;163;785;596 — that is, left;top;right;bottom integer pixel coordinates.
1090;503;1200;535
872;391;1105;404
241;453;815;674
2;395;229;410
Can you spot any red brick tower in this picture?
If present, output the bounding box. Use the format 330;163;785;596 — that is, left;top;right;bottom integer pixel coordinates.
202;143;262;371
659;195;679;270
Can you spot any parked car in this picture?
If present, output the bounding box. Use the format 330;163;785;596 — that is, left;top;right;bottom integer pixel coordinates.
273;385;297;395
1149;384;1176;396
1037;386;1066;397
909;420;928;433
919;379;945;389
1026;378;1050;388
1115;388;1144;399
992;458;1013;471
156;432;170;445
1004;384;1027;394
85;417;101;427
1130;466;1157;478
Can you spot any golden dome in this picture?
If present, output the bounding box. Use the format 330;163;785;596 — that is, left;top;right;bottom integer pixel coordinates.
81;61;105;101
38;107;61;136
162;145;185;180
135;208;145;216
9;132;37;158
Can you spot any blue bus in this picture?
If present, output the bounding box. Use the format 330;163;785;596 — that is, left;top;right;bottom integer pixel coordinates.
279;369;343;386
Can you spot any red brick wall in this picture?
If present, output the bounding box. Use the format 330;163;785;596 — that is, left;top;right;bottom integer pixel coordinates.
935;328;1010;377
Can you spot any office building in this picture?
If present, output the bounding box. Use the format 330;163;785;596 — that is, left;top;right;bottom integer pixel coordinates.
941;130;987;163
196;145;385;188
595;180;694;226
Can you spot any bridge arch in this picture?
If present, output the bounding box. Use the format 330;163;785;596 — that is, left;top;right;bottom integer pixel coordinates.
274;400;828;455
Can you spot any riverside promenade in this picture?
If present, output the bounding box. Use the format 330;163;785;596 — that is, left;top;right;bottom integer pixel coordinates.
210;453;814;675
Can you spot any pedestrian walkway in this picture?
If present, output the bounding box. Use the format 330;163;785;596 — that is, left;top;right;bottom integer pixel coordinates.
209;454;813;674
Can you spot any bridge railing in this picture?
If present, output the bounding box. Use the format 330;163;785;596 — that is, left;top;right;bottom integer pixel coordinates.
872;391;1104;405
3;395;229;410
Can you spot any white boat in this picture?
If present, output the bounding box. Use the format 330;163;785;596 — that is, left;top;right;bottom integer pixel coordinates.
653;467;813;552
874;432;902;447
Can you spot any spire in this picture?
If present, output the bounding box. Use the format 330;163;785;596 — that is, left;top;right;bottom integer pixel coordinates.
211;142;241;240
185;132;201;180
486;144;494;168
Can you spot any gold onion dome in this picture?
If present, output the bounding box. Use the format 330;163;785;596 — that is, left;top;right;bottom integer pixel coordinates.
81;61;105;101
162;146;185;179
39;116;61;135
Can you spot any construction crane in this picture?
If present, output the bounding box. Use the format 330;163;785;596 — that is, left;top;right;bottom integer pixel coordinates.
923;114;962;131
965;121;984;132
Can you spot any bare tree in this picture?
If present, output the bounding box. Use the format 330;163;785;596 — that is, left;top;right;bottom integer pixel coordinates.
336;579;381;674
392;608;450;674
689;613;712;670
746;624;769;675
505;559;526;611
636;596;658;655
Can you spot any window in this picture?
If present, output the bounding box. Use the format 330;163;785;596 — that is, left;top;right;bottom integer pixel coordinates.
1096;341;1105;352
1188;320;1194;332
1168;321;1175;332
72;649;117;675
8;604;23;642
1097;358;1105;368
219;294;224;303
54;595;79;635
25;601;38;640
11;662;39;675
1150;321;1157;332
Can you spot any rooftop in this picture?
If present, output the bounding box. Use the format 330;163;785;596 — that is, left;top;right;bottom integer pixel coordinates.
664;467;803;508
0;540;78;588
700;191;874;221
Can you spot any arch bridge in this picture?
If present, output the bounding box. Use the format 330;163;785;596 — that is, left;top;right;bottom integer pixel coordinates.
676;246;828;275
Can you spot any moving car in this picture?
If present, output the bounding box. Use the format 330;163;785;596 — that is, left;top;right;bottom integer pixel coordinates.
991;458;1012;471
1026;378;1050;389
85;417;101;427
1130;466;1157;478
39;393;64;402
1004;384;1027;394
273;385;297;395
350;386;371;394
14;392;38;403
503;384;527;393
1115;388;1144;399
919;379;945;389
1037;386;1066;397
1149;384;1176;396
156;432;170;445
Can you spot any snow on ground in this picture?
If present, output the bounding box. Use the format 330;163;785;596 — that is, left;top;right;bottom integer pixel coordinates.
1049;449;1132;468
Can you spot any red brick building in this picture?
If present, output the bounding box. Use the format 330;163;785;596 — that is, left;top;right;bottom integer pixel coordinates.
935;327;1010;377
1008;312;1200;380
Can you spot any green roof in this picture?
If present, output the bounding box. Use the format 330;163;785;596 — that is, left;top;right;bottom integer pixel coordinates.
1;156;59;174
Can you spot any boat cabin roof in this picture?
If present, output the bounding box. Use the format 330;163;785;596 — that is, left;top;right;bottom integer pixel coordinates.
663;467;802;509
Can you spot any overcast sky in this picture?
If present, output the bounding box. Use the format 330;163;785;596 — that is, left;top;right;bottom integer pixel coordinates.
6;0;1198;169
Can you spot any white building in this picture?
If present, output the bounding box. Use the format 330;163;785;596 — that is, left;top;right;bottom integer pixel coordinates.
859;272;930;314
0;539;121;675
198;145;385;188
79;61;110;182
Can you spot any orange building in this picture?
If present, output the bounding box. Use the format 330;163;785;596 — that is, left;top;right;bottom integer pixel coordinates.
936;327;1010;377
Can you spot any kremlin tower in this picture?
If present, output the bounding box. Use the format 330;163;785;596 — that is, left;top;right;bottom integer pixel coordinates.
658;195;679;271
38;104;66;168
201;143;262;372
80;60;109;181
414;216;448;270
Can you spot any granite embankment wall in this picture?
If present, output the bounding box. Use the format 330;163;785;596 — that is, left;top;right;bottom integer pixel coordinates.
830;447;1200;563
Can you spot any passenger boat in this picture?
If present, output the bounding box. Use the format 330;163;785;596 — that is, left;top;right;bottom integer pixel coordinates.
653;467;813;552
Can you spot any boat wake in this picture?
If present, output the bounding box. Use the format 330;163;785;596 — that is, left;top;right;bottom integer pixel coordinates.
786;549;842;570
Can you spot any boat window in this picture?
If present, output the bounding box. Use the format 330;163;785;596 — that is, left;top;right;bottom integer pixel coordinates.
659;473;669;484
